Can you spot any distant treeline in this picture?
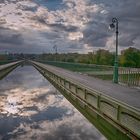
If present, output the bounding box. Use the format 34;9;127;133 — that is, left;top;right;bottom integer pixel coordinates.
38;47;140;68
0;47;140;67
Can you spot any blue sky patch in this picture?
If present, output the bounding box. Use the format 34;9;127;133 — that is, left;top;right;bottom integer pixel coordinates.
34;0;64;11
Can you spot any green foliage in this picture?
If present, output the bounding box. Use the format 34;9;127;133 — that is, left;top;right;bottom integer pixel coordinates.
94;49;114;65
37;47;139;68
120;47;140;67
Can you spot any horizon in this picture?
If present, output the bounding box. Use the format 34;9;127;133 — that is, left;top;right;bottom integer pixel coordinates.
0;46;138;55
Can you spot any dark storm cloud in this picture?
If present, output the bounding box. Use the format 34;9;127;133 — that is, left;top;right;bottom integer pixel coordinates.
82;20;111;47
0;0;5;4
0;27;63;53
108;0;140;48
32;15;79;32
82;0;140;48
31;15;78;32
40;32;62;39
0;27;23;45
119;33;139;47
46;23;79;32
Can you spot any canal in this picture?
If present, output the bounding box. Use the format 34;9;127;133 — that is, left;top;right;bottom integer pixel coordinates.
0;65;106;140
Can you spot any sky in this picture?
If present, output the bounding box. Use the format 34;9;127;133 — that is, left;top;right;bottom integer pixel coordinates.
0;0;140;54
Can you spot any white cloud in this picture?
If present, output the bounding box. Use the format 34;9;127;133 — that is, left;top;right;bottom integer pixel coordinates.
68;32;83;41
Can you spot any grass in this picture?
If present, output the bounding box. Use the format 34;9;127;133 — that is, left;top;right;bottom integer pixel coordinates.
39;61;140;87
0;60;15;65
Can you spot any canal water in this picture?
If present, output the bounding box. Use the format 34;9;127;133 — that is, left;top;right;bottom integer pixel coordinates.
0;65;106;140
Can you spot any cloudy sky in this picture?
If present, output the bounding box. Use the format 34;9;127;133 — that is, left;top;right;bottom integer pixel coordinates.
0;0;140;53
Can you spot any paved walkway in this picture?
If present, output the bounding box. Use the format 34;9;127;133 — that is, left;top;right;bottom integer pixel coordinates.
0;61;21;70
32;61;140;109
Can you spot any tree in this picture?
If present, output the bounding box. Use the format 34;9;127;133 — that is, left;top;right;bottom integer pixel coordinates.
94;49;114;65
120;47;140;67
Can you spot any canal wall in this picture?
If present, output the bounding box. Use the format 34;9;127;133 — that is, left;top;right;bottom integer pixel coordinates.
0;61;23;79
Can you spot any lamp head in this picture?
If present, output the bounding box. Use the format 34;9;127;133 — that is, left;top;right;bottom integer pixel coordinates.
109;23;115;29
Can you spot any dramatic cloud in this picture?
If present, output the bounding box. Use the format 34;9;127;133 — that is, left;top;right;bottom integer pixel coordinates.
0;0;139;53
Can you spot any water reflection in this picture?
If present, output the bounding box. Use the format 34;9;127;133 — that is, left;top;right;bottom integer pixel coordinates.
0;66;106;140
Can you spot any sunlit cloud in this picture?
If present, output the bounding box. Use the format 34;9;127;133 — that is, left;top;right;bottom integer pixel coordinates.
0;87;53;116
68;32;83;41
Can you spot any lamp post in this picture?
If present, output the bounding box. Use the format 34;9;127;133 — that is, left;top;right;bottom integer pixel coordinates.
109;18;119;83
53;45;57;61
53;45;57;54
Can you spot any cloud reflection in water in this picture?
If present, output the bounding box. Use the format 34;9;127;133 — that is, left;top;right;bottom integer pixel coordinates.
0;66;106;140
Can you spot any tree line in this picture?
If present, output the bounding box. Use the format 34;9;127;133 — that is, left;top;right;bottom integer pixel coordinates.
38;47;140;68
0;47;140;68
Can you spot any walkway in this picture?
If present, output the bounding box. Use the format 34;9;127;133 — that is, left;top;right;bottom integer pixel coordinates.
32;61;140;109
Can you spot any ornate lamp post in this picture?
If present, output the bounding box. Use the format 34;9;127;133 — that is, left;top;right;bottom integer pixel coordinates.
53;45;57;54
53;45;57;61
109;18;119;83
